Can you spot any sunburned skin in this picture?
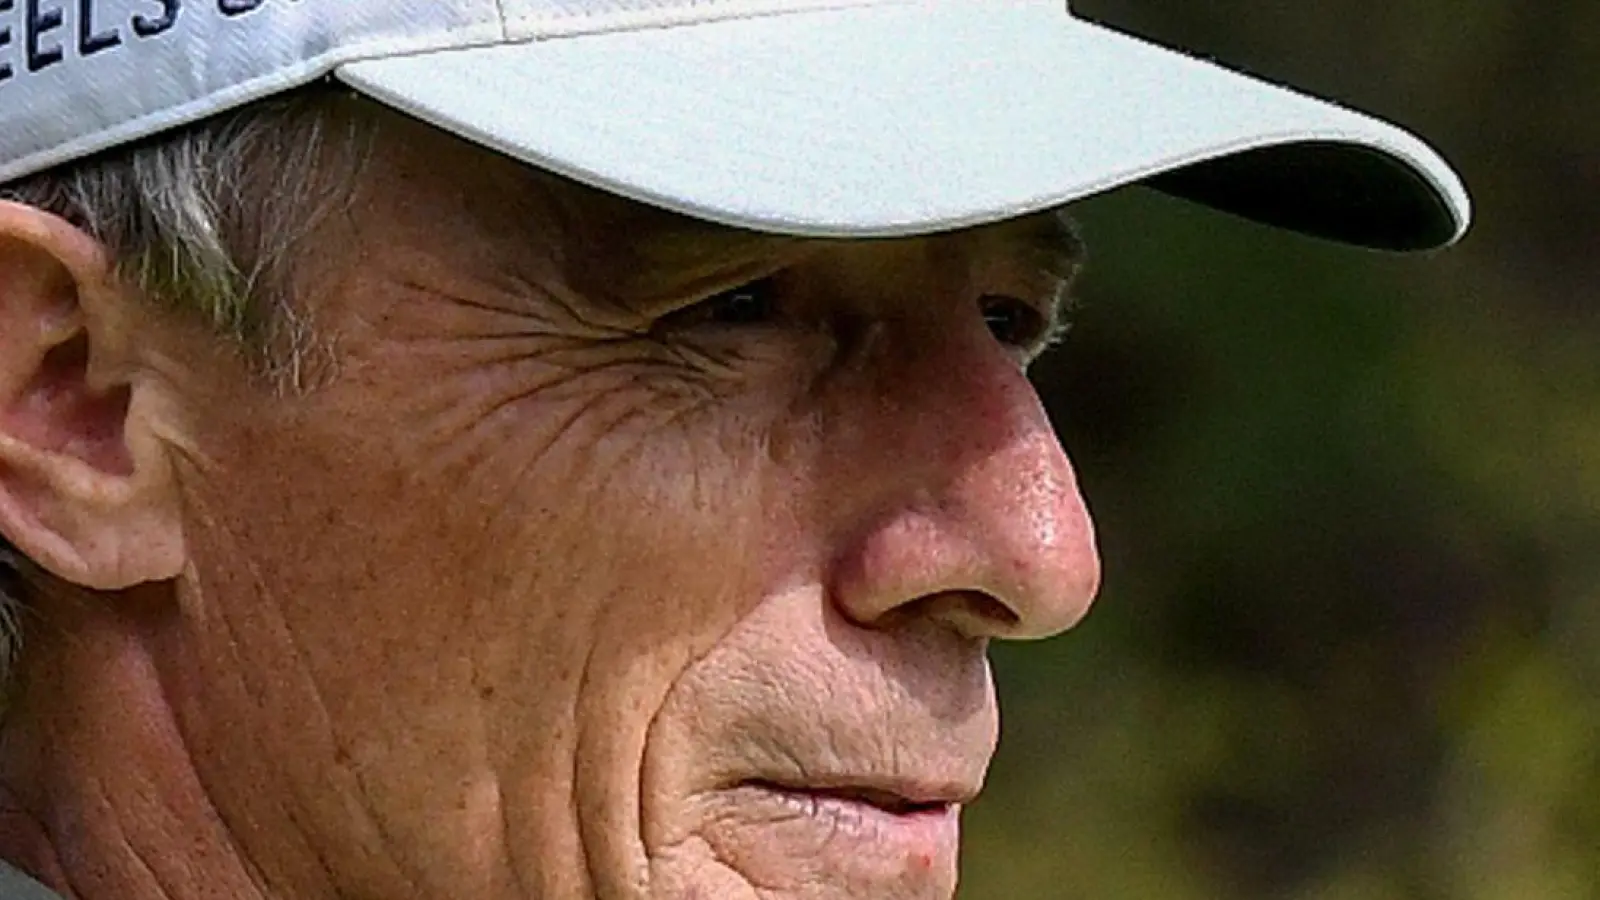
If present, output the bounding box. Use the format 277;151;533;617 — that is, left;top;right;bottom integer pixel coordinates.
0;106;1100;900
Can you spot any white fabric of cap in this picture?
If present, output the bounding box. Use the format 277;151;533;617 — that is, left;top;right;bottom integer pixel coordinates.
0;0;1471;250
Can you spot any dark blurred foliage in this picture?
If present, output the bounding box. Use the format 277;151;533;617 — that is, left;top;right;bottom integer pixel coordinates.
960;1;1600;897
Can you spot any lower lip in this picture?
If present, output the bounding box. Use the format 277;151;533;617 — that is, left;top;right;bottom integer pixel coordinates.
741;782;960;865
685;782;965;894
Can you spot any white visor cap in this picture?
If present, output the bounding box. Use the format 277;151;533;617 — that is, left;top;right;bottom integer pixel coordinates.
0;0;1471;251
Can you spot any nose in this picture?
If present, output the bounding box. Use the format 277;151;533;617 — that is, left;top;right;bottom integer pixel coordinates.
823;323;1101;641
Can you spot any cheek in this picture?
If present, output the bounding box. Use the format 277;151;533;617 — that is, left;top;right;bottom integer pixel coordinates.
166;346;815;884
468;394;824;768
183;371;788;693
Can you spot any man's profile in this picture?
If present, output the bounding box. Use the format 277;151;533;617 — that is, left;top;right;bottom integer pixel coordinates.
0;1;1468;898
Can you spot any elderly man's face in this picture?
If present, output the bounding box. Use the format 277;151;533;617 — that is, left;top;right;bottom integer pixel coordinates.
14;112;1099;899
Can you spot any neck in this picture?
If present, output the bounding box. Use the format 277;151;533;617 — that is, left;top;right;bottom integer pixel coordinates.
0;585;272;900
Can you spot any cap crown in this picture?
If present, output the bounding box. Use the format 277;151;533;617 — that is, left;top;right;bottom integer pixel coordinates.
0;0;921;183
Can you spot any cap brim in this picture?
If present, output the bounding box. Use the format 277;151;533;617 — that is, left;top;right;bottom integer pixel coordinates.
337;1;1471;252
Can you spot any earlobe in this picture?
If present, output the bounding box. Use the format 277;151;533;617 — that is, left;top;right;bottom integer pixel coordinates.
0;201;185;591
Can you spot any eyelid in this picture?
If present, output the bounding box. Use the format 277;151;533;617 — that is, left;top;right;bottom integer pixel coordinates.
634;256;803;323
1017;284;1080;365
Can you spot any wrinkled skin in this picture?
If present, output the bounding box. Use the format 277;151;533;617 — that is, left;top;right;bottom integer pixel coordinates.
0;108;1099;900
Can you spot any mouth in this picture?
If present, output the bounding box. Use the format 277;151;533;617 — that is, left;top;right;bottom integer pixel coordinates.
713;773;969;886
738;778;972;817
682;775;969;894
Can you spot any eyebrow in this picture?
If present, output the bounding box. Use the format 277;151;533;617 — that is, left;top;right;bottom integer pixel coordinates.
1007;208;1089;284
578;199;1089;313
583;215;810;308
641;222;806;287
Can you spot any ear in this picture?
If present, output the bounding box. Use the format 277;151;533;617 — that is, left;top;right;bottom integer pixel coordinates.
0;200;184;591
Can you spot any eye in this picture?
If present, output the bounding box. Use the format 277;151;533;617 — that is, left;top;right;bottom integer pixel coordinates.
658;276;782;331
979;293;1050;351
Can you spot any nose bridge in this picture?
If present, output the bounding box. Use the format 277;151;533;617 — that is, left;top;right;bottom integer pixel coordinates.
824;327;1101;640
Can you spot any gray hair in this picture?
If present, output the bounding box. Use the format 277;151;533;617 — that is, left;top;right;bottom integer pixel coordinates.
0;85;372;720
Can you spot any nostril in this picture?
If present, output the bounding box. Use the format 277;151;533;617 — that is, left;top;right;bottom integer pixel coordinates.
892;591;1020;635
965;593;1019;629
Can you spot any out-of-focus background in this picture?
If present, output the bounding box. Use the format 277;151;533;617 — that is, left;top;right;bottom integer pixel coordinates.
961;1;1599;897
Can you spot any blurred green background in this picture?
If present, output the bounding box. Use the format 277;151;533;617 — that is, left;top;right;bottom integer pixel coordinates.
960;1;1600;897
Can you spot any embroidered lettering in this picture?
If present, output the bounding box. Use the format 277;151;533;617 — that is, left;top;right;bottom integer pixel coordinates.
132;0;181;38
24;0;64;72
0;0;12;82
77;0;118;55
0;0;308;88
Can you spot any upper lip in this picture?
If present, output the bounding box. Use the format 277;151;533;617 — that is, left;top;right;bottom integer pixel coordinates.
739;775;980;812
